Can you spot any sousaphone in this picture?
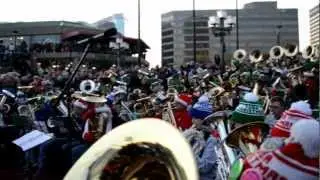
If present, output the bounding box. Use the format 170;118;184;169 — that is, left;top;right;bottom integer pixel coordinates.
64;119;198;180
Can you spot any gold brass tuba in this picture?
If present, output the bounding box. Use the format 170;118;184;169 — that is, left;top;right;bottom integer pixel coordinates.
233;49;247;62
269;45;284;60
64;119;198;180
225;122;270;156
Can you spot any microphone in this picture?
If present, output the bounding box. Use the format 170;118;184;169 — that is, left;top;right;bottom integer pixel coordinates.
77;28;117;45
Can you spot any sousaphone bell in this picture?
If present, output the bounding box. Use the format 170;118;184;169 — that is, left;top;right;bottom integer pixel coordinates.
64;119;198;180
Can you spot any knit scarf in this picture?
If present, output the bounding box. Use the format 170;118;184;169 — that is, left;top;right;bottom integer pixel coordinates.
242;143;319;180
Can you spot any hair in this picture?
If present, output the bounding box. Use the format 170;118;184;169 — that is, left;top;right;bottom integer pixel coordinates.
270;96;285;108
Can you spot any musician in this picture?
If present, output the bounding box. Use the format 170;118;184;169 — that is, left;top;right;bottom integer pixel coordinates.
270;101;314;138
230;92;265;129
173;94;193;130
240;120;319;180
187;95;218;180
264;96;285;128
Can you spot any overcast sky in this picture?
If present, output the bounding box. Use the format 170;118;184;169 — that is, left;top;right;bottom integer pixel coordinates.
0;0;318;66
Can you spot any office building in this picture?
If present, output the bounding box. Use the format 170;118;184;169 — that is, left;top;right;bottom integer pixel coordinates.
310;4;319;47
161;1;299;66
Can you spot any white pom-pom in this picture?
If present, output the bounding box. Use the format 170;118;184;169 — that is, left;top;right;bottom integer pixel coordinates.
290;101;312;115
290;119;320;158
243;92;259;102
198;95;209;103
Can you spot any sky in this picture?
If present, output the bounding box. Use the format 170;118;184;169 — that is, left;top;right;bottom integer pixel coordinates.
0;0;318;67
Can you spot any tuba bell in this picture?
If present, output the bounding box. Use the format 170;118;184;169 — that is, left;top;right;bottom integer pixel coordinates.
233;49;247;62
64;119;198;180
302;45;319;60
80;80;97;94
284;43;298;57
269;45;284;59
249;49;263;63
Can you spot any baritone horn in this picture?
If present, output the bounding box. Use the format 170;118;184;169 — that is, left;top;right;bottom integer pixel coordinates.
64;119;198;180
233;49;247;62
269;45;284;59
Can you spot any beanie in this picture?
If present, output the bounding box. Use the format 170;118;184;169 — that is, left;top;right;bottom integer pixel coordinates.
271;101;313;138
231;93;264;124
190;94;213;119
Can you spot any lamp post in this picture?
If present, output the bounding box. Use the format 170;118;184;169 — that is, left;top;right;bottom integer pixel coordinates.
137;0;141;66
276;25;282;45
192;0;196;64
208;11;235;73
109;37;129;67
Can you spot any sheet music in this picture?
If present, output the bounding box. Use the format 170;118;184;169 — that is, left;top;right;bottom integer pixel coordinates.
12;130;53;151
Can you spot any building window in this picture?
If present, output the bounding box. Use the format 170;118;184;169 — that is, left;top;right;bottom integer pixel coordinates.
162;51;174;57
184;43;209;48
184;36;209;41
162;37;174;43
163;58;174;65
184;21;208;27
162;44;174;50
162;30;174;36
183;28;209;34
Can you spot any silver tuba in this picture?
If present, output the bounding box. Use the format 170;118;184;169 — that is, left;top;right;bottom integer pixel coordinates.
233;49;247;62
284;43;298;57
64;119;198;180
302;45;319;60
249;49;263;63
80;80;97;94
269;45;284;59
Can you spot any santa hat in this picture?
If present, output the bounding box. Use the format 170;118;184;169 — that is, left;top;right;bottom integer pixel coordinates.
271;101;314;138
190;94;213;119
175;94;192;107
231;93;264;124
289;119;320;159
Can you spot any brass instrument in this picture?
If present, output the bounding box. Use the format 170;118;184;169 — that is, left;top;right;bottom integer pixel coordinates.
302;45;319;60
284;43;298;57
64;119;198;180
233;49;247;62
80;80;97;94
269;45;284;60
249;49;263;63
226;122;270;156
204;111;236;179
162;101;177;128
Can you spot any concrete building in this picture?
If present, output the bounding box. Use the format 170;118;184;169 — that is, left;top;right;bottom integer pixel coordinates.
310;4;320;47
161;1;299;66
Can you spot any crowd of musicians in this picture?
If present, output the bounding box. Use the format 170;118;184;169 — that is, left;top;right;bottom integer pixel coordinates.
0;43;319;180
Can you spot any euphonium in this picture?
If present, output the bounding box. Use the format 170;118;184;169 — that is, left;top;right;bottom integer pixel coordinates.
269;45;284;59
249;49;263;63
284;43;298;57
64;119;198;180
233;49;247;62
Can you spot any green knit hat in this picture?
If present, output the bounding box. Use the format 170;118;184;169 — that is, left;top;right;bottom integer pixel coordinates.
231;92;265;124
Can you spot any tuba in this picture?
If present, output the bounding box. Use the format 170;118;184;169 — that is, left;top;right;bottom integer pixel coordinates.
302;45;319;60
249;49;263;63
284;43;298;57
269;45;284;60
64;119;198;180
233;49;247;62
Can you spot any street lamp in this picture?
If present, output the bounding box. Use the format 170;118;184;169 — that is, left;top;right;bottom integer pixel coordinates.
208;10;235;73
109;37;129;67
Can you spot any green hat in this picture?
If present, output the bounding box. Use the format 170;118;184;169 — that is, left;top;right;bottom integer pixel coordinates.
231;92;264;124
